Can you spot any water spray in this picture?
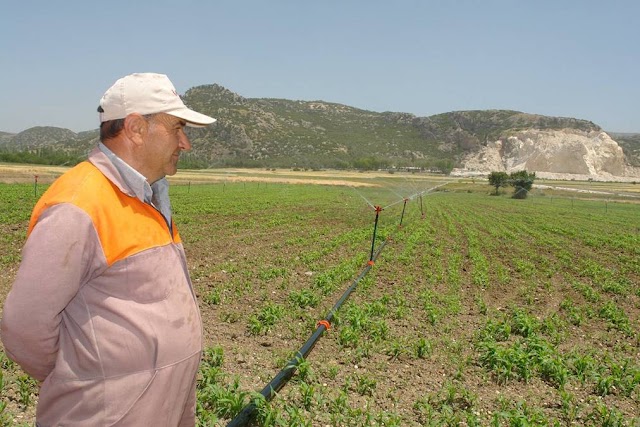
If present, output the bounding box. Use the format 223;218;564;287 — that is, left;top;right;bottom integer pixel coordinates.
350;186;376;210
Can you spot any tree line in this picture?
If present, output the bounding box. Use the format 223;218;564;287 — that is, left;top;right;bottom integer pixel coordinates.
0;148;84;166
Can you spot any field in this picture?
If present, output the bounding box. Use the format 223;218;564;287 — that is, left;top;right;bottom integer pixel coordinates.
0;165;639;426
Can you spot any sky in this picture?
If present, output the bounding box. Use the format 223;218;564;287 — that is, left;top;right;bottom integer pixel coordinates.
1;0;639;134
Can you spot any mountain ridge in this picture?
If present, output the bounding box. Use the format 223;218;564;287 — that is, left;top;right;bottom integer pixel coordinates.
1;84;639;180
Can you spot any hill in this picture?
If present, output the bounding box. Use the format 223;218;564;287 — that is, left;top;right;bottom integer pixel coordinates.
180;85;615;173
0;131;15;145
0;84;639;179
610;133;640;167
0;127;98;166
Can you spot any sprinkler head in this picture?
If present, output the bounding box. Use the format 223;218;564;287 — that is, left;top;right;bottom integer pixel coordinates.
374;205;383;213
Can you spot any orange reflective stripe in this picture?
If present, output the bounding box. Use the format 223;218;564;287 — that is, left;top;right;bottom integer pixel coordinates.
29;162;180;266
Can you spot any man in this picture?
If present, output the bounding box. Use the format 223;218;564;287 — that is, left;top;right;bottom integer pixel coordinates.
1;73;216;426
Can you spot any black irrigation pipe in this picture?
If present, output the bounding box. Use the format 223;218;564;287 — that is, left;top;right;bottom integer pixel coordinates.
227;239;389;427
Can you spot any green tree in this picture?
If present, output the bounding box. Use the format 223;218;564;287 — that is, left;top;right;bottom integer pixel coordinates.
509;170;536;199
434;159;454;175
352;156;389;171
488;171;509;195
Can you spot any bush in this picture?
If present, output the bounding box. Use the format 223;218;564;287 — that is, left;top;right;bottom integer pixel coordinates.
509;170;535;199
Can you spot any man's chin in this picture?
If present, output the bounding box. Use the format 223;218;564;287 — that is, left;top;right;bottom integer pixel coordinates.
165;165;178;176
168;159;180;175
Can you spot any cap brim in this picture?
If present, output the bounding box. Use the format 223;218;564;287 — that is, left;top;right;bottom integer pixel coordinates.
166;108;216;128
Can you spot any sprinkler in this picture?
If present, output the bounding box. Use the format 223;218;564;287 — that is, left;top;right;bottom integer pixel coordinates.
398;197;409;228
368;205;383;265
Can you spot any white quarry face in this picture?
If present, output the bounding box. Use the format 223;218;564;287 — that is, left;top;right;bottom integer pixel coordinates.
457;129;638;181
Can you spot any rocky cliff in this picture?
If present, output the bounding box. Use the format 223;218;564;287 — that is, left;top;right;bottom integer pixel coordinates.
456;129;640;180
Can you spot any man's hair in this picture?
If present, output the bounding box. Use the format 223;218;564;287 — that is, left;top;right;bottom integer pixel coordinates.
98;106;156;141
99;119;126;142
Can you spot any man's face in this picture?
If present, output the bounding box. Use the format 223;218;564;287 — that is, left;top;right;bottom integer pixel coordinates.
143;113;191;182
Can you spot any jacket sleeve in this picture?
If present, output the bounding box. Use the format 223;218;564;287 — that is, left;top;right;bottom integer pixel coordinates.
1;204;103;381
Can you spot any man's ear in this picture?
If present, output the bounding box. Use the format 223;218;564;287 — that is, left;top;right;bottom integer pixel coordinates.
123;114;148;145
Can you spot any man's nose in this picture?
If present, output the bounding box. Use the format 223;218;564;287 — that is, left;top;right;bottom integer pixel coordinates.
179;130;192;151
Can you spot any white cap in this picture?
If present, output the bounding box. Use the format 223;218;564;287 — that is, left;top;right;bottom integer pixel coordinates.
98;73;216;127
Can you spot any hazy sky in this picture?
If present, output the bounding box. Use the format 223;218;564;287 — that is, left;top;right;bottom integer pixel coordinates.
1;0;638;134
